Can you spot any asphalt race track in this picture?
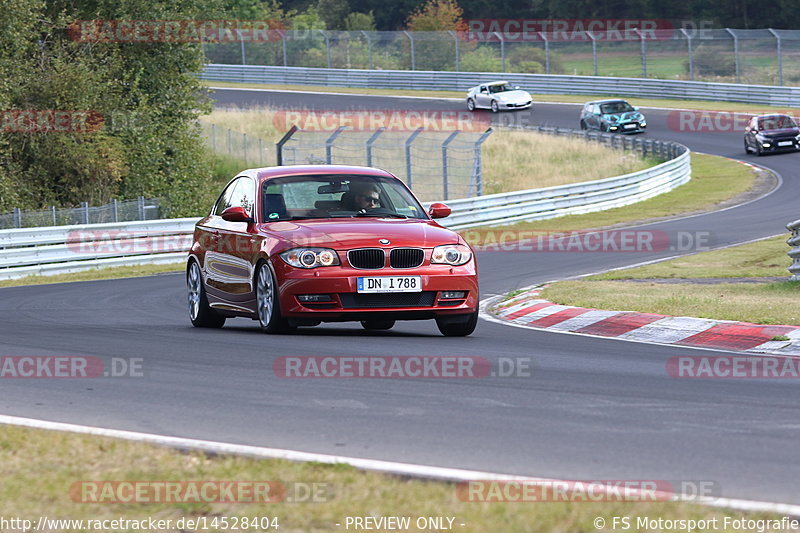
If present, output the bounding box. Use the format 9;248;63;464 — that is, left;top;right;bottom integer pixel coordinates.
1;87;799;505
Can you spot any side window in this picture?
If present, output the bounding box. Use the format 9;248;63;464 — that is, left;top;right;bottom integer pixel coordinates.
213;178;240;216
231;177;255;217
479;86;487;93
593;104;601;115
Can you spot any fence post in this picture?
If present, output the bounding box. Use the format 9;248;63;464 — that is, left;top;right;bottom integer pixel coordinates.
493;32;505;72
237;29;246;65
51;205;57;226
539;32;550;74
325;126;346;164
319;30;331;68
112;199;118;223
769;29;783;85
259;138;264;166
282;33;288;67
227;128;232;155
404;31;415;70
82;201;90;224
441;131;459;201
243;133;248;162
680;28;694;81
276;125;298;166
366;127;385;167
588;31;598;76
405;127;424;188
211;123;217;151
635;29;646;78
472;128;493;197
361;31;373;70
726;28;740;83
137;197;145;221
449;30;459;71
13;207;21;228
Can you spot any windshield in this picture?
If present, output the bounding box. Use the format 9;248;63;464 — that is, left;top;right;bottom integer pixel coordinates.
488;83;511;93
758;115;798;130
600;101;635;114
261;174;428;222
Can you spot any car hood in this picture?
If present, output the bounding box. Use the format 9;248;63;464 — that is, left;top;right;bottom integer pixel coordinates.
603;111;643;122
261;218;460;249
759;127;800;137
495;90;530;101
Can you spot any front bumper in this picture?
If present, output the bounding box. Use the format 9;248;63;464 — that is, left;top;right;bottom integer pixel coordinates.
758;138;800;153
608;121;646;134
501;101;532;110
274;260;479;321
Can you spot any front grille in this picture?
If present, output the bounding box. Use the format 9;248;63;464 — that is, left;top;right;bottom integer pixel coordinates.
390;248;424;268
340;292;436;309
348;248;385;269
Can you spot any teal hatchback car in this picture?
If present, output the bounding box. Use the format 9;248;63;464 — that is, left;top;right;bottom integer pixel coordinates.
580;99;646;134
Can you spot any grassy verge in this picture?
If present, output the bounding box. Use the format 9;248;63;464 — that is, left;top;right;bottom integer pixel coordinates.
0;424;782;532
204;80;791;112
0;263;184;289
463;152;759;244
205;107;654;198
540;236;800;325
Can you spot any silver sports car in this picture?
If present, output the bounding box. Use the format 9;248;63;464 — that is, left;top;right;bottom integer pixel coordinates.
466;81;532;113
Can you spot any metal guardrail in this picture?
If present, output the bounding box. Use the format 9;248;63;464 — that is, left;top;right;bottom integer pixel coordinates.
0;219;198;280
0;131;688;280
788;219;800;280
202;64;800;107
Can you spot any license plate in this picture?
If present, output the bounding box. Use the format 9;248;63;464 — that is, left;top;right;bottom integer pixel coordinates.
778;141;793;146
624;123;637;129
357;276;421;293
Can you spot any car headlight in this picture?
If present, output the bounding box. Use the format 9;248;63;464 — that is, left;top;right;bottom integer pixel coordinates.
431;244;472;266
279;247;340;268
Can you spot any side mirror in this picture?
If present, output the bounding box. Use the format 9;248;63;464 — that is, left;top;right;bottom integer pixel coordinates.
428;202;451;219
221;206;253;223
634;106;639;111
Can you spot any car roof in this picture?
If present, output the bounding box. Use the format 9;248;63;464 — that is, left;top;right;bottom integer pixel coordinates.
247;165;398;182
755;113;793;119
585;99;629;105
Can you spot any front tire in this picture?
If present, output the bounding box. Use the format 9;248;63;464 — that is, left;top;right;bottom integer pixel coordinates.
580;120;587;130
256;261;294;334
436;310;478;337
490;100;499;113
744;139;751;154
466;98;475;112
187;260;225;328
361;319;395;331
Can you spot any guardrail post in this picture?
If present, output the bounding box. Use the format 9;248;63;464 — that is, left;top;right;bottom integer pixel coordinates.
325;126;345;164
587;32;598;76
787;219;800;280
680;29;694;81
405;127;424;188
276;125;298;166
726;28;740;83
13;208;21;228
538;32;550;74
112;199;118;223
282;34;288;67
768;29;783;85
635;29;646;78
448;30;459;71
404;31;415;70
471;128;493;197
366;127;384;167
361;31;373;70
493;32;505;72
441;130;460;200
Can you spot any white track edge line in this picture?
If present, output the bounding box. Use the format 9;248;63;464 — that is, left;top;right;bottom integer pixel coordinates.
0;413;798;516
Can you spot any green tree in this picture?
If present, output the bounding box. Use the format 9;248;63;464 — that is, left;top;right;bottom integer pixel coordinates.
317;0;351;30
344;11;376;31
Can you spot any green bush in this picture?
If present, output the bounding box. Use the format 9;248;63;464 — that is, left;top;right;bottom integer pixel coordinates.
460;46;500;72
684;45;736;77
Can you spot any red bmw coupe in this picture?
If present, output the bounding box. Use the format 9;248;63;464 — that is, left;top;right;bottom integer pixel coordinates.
187;165;479;336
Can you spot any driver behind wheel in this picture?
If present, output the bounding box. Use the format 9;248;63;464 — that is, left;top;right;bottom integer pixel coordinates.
342;182;381;211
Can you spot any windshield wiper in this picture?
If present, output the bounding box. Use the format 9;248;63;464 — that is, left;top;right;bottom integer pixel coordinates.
354;212;408;219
